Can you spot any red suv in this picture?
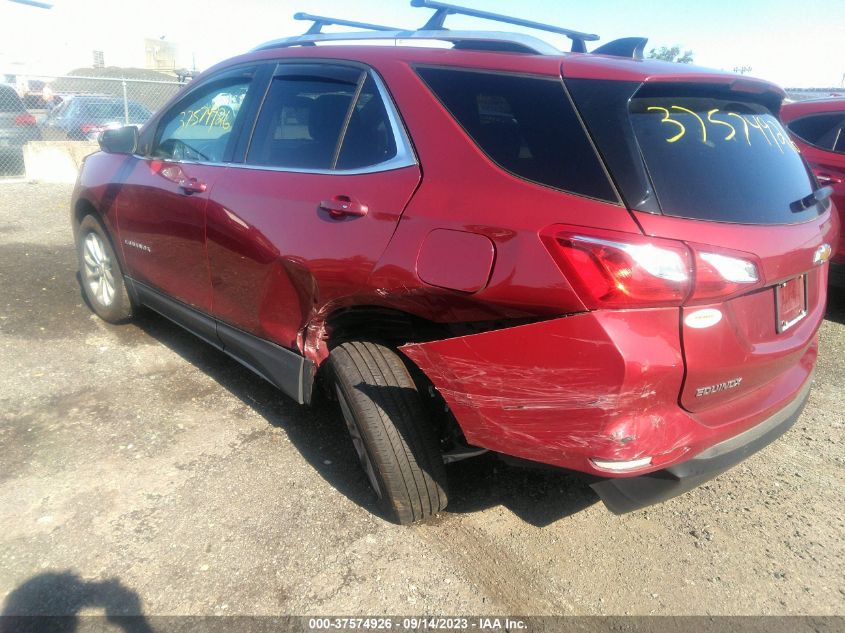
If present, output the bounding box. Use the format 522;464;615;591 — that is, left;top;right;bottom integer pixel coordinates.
781;97;845;285
71;2;838;524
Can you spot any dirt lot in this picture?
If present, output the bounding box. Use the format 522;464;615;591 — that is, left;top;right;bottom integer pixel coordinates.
0;182;843;617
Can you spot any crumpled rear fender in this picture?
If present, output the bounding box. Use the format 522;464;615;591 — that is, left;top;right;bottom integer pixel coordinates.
400;308;691;475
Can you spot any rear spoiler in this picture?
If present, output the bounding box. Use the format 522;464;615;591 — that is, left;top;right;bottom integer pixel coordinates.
592;37;648;60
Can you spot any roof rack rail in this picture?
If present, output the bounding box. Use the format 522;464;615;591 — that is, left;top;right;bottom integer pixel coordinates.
253;2;647;60
410;0;599;52
293;12;402;35
253;30;563;55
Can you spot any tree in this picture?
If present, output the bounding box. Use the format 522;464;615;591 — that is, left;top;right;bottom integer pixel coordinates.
647;45;694;64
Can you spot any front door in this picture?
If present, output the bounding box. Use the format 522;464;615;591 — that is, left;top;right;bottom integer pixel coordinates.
117;66;258;311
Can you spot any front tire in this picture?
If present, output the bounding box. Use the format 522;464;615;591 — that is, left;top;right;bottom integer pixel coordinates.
330;341;449;524
76;214;134;323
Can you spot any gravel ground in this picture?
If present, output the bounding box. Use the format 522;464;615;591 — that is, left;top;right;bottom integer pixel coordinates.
0;182;843;617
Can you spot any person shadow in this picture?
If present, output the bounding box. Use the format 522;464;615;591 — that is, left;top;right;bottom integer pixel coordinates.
0;572;152;633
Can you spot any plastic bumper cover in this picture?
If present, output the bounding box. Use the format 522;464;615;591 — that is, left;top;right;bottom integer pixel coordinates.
591;373;813;514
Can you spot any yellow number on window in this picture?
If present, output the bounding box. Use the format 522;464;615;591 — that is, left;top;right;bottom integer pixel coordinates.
727;113;751;145
707;109;736;141
648;106;686;143
672;106;707;143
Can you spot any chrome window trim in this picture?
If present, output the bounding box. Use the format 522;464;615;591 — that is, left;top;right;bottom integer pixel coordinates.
155;64;418;175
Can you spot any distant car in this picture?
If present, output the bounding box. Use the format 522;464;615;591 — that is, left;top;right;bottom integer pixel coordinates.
43;96;152;141
781;98;845;285
0;84;41;173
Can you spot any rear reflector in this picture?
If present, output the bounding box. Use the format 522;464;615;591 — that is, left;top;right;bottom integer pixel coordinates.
591;456;653;472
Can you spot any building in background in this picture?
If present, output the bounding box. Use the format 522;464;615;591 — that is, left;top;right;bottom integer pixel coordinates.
144;38;178;72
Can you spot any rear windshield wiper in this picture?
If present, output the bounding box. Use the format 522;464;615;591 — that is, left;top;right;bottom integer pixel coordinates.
791;186;833;213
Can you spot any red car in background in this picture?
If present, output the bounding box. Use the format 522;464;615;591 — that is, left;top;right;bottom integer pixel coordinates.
782;98;845;285
70;2;837;524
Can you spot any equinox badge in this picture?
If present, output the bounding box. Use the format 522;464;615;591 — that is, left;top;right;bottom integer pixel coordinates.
696;377;743;397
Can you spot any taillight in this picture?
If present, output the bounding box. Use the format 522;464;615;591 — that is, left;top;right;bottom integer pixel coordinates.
542;226;763;309
14;113;36;126
688;249;761;303
542;228;692;308
80;123;106;136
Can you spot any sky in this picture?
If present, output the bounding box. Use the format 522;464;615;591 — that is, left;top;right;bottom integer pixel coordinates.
1;0;843;88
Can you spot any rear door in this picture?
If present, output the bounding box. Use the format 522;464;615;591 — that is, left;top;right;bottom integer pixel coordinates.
785;111;845;262
117;65;259;312
567;78;837;415
205;61;420;351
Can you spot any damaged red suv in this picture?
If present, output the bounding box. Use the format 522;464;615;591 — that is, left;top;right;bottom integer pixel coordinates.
71;2;838;523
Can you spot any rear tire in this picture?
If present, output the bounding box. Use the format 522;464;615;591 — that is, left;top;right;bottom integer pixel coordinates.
330;341;449;524
76;214;134;323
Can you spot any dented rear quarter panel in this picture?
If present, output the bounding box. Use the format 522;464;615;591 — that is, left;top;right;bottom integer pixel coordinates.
400;308;818;477
401;309;688;475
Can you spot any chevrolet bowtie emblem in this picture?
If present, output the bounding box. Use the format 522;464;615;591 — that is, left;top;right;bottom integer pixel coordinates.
813;243;832;265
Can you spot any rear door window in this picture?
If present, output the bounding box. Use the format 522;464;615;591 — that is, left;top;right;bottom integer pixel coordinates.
336;75;398;170
787;112;845;152
245;63;405;172
245;64;362;170
630;97;817;224
415;67;617;203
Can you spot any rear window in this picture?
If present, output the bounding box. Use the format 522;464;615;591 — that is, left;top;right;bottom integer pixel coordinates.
630;97;816;224
787;112;845;152
70;99;124;120
566;79;819;225
415;67;617;203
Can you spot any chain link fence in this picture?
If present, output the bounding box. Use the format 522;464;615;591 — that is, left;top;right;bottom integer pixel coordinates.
0;75;185;178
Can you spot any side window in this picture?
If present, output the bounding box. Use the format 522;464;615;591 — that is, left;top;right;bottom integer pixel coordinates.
245;64;400;171
246;64;362;170
416;67;617;202
336;75;398;169
787;112;845;151
152;70;253;163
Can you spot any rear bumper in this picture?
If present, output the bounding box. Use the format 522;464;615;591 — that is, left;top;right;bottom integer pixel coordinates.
401;309;818;478
591;373;812;513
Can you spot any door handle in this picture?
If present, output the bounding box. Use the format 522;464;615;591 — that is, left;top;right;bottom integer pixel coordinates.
817;173;842;186
178;177;207;194
319;195;368;218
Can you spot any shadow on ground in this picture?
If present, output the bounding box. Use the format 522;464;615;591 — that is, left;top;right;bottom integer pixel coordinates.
0;572;152;632
0;240;598;527
126;308;599;528
824;286;845;325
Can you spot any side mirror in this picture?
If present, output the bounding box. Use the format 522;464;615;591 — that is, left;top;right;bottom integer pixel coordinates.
98;126;138;154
